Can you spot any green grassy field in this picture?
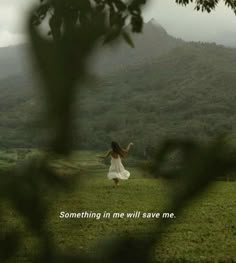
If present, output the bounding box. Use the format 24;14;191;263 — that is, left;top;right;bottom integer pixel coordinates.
1;150;236;262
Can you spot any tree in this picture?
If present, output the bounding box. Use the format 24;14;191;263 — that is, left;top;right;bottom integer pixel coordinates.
176;0;236;13
32;0;147;44
29;0;147;154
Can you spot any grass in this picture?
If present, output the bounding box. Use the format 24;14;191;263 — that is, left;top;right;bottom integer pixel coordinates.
0;150;236;262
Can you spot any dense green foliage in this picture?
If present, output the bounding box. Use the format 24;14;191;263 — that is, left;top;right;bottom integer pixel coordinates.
176;0;236;14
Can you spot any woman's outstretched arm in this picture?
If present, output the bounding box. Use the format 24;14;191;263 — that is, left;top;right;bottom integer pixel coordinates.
97;150;111;159
123;142;134;153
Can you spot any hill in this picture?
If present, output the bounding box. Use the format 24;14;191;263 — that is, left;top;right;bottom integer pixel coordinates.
76;42;236;155
89;19;184;75
0;22;235;156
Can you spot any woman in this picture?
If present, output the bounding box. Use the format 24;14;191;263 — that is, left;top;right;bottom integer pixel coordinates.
98;141;134;187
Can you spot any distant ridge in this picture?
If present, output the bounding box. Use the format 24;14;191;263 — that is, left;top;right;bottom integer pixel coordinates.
89;19;184;75
0;21;184;79
146;18;166;30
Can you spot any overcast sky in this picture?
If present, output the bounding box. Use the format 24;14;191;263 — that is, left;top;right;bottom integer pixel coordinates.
1;0;236;47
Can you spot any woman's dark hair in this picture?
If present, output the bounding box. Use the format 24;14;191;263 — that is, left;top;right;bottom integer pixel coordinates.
111;141;125;157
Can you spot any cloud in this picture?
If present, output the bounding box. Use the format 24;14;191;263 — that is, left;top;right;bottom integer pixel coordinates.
0;31;26;47
1;0;236;47
0;2;33;47
144;0;236;46
0;0;38;34
0;6;19;32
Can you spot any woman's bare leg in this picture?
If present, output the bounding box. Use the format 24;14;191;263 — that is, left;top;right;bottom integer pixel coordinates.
113;178;120;187
116;179;120;187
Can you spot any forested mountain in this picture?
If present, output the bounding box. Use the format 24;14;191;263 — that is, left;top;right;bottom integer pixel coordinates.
89;19;184;75
77;42;236;155
0;21;235;157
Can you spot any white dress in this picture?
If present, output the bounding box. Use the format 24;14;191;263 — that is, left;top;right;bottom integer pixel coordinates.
107;155;130;180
